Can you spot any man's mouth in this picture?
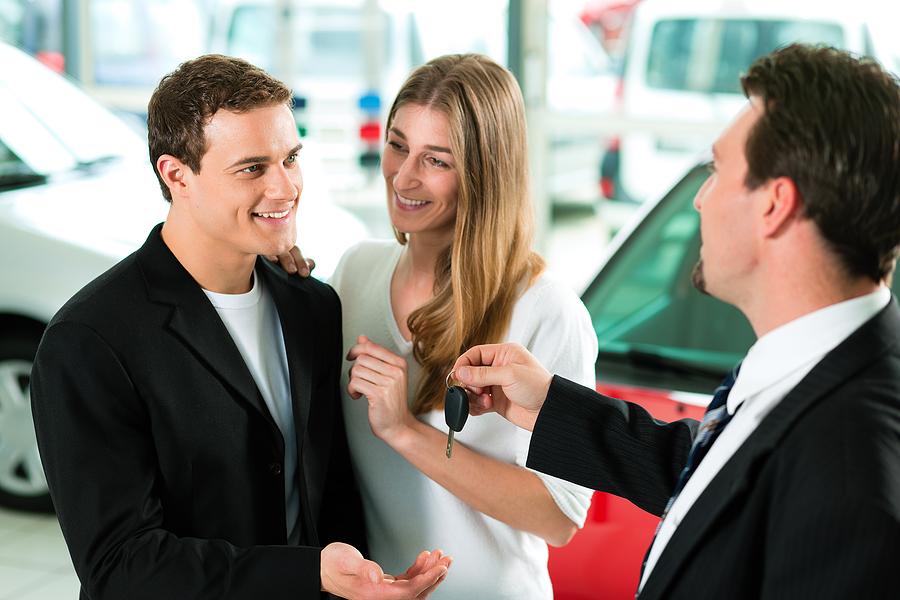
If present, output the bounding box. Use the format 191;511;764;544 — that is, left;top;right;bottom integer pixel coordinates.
252;208;291;219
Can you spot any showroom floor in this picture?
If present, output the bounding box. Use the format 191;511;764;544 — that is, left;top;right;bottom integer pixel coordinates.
0;508;79;598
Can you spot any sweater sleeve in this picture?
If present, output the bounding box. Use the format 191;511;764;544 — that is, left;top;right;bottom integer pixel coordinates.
510;277;599;527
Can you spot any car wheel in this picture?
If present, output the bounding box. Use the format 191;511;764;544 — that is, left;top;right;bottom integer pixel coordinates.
0;331;53;512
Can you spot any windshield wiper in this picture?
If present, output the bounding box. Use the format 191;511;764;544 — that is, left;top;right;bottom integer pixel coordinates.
75;154;122;171
597;347;725;379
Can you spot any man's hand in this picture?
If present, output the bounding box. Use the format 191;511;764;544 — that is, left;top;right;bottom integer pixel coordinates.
320;542;450;600
266;246;315;277
452;343;553;432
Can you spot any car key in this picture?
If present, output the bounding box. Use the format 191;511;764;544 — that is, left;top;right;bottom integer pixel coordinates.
444;371;469;458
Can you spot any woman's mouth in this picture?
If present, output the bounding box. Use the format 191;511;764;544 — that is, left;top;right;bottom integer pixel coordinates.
395;193;430;210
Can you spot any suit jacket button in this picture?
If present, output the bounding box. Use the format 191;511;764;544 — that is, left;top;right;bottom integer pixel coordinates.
269;462;282;476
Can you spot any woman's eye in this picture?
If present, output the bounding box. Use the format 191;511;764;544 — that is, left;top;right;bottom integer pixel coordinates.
428;157;449;168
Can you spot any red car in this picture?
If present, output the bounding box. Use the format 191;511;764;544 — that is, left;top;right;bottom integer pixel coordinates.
548;163;900;598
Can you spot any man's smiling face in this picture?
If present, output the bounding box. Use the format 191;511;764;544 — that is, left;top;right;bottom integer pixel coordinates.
179;103;303;261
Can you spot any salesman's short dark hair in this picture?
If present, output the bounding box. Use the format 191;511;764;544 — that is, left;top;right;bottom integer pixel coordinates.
741;44;900;282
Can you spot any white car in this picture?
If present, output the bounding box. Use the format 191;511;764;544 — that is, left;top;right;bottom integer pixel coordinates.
0;41;367;511
605;0;898;204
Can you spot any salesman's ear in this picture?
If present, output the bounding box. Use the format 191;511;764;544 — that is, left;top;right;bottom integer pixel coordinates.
760;175;802;238
156;154;188;200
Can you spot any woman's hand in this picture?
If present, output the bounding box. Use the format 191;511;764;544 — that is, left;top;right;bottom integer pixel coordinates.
347;335;416;444
266;246;315;277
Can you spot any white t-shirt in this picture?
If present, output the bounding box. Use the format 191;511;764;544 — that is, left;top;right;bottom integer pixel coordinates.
331;240;598;600
202;271;301;544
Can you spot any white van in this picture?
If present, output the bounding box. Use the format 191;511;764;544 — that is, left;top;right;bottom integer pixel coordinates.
606;0;896;204
207;0;424;201
209;0;619;207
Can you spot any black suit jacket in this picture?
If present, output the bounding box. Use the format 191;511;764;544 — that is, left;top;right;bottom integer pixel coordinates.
528;300;900;599
31;225;366;599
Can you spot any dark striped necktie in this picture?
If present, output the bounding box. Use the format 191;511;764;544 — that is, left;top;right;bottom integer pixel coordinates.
665;363;741;510
639;363;742;588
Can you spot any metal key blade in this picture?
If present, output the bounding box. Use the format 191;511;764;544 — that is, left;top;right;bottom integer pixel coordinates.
444;386;468;459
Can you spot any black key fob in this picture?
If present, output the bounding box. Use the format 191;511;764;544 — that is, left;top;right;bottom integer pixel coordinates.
444;385;469;432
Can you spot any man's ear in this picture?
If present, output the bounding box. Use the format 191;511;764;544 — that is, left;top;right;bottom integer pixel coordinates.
760;176;802;238
156;154;189;199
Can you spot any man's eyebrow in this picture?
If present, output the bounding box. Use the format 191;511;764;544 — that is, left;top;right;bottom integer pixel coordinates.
227;155;268;169
388;127;451;154
227;143;303;170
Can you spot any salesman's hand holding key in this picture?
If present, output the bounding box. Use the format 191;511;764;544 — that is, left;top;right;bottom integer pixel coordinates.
451;343;553;432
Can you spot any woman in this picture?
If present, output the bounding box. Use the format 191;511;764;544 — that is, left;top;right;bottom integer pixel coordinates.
292;54;597;598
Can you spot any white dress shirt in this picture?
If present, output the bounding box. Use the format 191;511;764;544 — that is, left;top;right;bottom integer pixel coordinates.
639;287;891;591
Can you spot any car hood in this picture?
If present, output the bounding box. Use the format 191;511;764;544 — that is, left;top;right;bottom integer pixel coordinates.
0;157;368;279
0;160;169;260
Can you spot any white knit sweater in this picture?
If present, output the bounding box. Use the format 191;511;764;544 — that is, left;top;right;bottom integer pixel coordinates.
330;240;598;600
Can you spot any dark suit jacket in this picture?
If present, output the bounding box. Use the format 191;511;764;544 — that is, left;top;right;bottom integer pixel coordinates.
31;224;366;599
528;300;900;599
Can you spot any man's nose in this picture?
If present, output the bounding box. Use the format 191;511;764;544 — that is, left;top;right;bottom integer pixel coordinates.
266;164;300;200
693;177;711;211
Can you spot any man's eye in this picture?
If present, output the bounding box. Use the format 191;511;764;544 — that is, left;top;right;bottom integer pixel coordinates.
387;140;405;152
285;154;298;164
241;164;261;174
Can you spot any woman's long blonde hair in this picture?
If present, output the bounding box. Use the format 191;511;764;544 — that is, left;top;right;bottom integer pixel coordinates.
386;54;544;415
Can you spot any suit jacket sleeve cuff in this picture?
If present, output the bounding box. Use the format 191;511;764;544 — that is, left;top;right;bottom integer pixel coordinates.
526;375;605;489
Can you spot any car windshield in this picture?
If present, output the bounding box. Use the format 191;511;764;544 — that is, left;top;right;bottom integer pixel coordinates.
583;165;900;391
0;45;143;176
646;18;844;94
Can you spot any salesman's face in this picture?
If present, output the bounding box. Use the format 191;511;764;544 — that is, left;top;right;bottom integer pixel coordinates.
179;104;302;260
691;97;767;304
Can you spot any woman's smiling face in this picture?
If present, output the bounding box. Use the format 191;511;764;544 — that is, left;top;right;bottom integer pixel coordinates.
382;103;460;239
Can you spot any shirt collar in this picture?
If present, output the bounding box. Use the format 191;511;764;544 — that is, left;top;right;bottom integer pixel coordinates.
727;287;891;413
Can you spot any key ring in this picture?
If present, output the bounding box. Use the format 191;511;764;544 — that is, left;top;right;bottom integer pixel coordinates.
445;370;456;389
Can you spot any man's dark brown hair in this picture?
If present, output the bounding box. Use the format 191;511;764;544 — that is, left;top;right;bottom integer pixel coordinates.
147;54;292;201
741;44;900;282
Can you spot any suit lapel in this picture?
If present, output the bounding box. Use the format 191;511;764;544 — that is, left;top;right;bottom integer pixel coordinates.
135;225;279;434
640;300;900;599
257;259;313;452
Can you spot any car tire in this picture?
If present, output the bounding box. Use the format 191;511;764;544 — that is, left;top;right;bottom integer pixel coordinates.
0;329;53;513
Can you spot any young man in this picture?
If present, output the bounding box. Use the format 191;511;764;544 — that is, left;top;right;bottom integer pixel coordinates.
31;55;448;599
454;44;900;598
